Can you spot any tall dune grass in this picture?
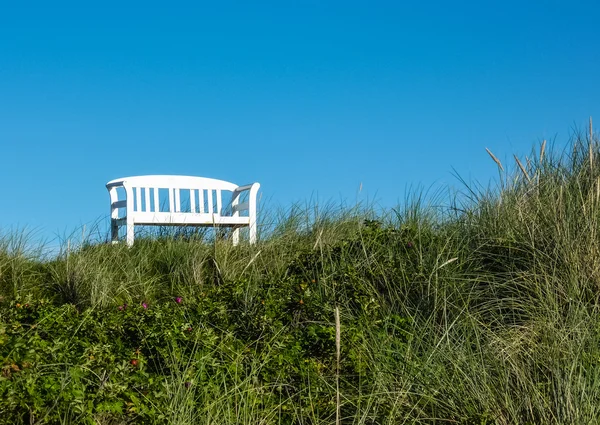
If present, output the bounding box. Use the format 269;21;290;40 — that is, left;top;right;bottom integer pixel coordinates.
1;128;600;424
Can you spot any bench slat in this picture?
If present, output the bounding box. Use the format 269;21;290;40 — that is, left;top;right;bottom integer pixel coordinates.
216;190;222;214
136;187;142;212
199;189;205;213
144;187;150;212
132;212;250;226
190;189;196;213
112;200;127;209
154;188;159;212
207;189;213;214
175;188;181;213
169;188;174;212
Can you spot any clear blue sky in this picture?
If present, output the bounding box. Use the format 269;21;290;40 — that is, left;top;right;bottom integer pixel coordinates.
1;1;599;246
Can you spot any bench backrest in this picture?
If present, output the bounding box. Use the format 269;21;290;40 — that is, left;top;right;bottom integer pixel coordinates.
107;175;241;216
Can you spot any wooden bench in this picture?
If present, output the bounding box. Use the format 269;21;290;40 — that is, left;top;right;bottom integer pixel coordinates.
106;175;260;246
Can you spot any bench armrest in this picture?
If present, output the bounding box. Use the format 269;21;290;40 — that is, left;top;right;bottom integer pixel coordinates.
233;183;258;193
106;179;131;217
106;179;125;190
106;179;127;203
231;182;260;214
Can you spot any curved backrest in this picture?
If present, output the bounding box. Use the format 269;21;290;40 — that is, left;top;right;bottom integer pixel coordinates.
107;175;240;215
107;175;239;191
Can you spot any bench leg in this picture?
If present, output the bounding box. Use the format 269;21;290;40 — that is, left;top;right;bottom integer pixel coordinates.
126;220;135;247
111;219;119;244
232;227;240;246
249;222;257;245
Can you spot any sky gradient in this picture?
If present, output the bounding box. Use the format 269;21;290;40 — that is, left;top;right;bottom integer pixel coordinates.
1;1;600;246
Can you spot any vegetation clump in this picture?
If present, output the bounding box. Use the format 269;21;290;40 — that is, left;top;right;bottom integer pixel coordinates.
2;129;600;424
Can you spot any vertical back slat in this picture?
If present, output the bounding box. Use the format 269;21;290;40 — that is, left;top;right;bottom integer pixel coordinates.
175;188;181;213
168;188;174;212
207;189;213;214
153;188;159;212
144;187;150;212
135;187;141;212
216;190;222;215
190;189;196;213
199;189;205;213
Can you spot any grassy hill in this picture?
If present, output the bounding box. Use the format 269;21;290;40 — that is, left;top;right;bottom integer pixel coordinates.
1;132;600;424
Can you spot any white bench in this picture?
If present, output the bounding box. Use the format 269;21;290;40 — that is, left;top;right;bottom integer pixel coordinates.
106;175;260;246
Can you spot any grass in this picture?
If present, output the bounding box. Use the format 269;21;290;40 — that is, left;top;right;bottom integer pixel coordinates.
1;127;600;424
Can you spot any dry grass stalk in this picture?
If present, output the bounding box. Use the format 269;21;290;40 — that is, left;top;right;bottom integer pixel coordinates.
486;148;504;171
241;250;262;275
590;116;594;172
439;257;458;269
313;229;323;251
538;140;547;186
514;155;532;183
335;306;341;425
540;140;546;163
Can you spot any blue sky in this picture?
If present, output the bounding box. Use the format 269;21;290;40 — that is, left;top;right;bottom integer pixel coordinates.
1;1;600;246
